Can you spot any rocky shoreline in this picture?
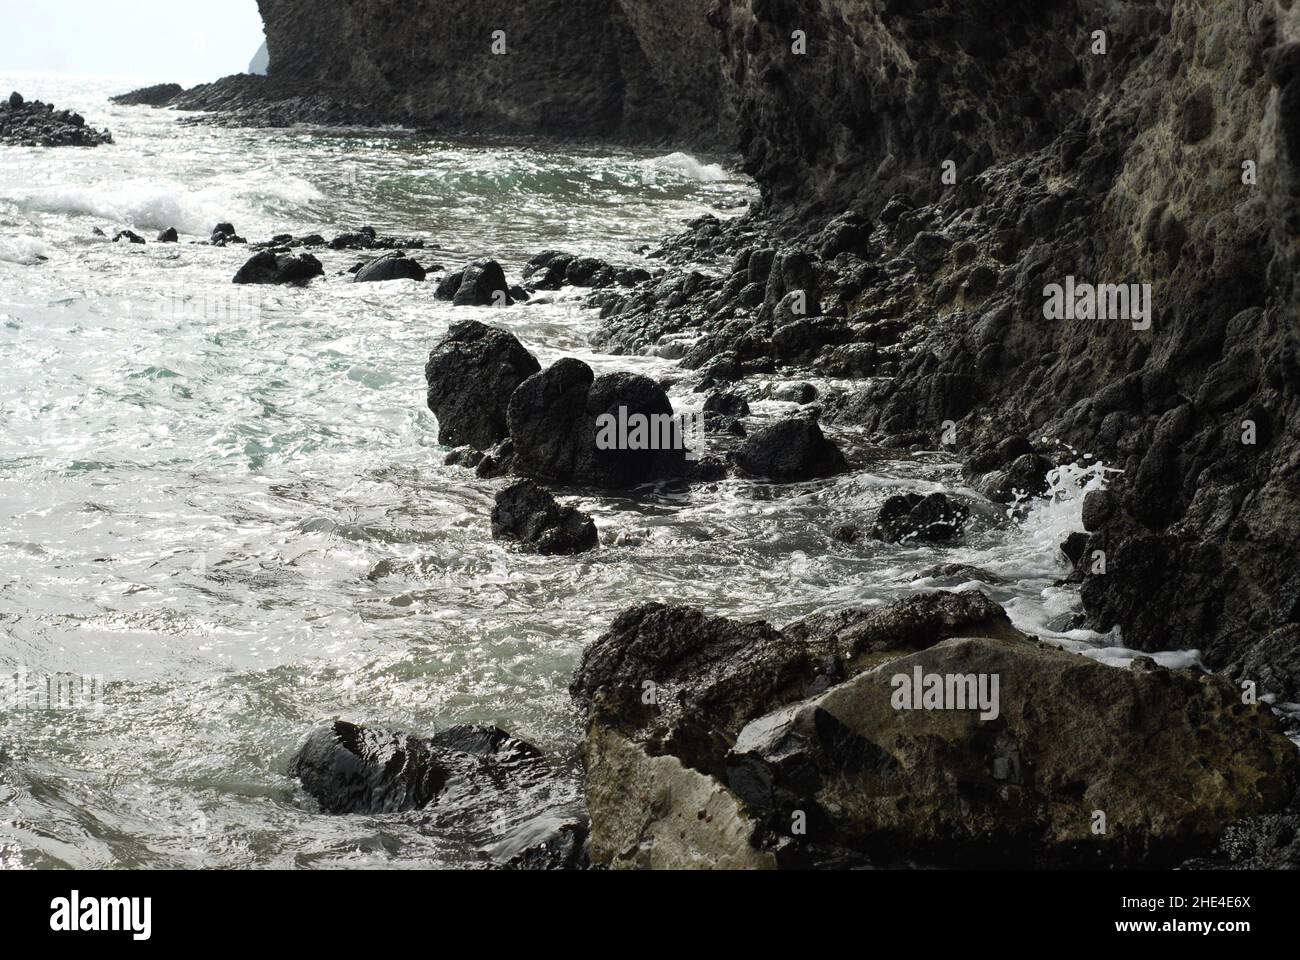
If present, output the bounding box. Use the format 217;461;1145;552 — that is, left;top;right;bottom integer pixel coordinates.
29;0;1300;869
1;91;112;147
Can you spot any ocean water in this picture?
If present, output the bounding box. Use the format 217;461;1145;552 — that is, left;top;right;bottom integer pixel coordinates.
0;74;1166;870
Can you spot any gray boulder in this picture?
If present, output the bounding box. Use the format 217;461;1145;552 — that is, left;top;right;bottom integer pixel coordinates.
574;593;1300;869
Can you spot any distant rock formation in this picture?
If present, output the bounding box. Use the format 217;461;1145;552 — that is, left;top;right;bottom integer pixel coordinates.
110;83;183;107
1;91;113;147
168;0;732;147
248;40;269;76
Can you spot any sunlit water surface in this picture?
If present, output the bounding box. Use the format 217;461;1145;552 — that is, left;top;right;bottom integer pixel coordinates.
0;75;1171;869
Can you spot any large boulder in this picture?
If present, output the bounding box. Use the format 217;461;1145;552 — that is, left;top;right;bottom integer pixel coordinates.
290;720;542;815
507;359;694;488
733;417;847;481
425;320;541;451
491;480;598;555
574;593;1300;869
232;251;323;285
354;251;427;283
449;259;514;306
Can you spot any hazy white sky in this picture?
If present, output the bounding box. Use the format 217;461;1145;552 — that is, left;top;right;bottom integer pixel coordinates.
0;0;266;85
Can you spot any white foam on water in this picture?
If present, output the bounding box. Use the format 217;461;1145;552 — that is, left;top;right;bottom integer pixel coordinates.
975;460;1210;670
0;234;50;264
9;174;324;237
640;151;731;183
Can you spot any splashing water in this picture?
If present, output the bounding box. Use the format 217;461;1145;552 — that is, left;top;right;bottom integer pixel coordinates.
0;74;1206;869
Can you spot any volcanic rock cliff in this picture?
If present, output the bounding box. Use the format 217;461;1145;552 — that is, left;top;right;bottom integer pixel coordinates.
231;0;732;145
181;0;1298;689
633;0;1298;688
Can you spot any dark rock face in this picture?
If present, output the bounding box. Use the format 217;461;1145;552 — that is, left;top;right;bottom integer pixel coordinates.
871;493;969;544
491;480;598;555
1222;624;1300;706
177;0;731;147
425;320;541;451
521;250;651;291
353;251;427;283
290;720;586;870
110;83;184;107
575;595;1300;870
450;260;514;307
232;251;324;284
291;720;543;815
211;222;246;246
703;391;750;419
588;0;1300;679
1;92;113;147
733;417;846;481
508;359;695;488
328;225;428;251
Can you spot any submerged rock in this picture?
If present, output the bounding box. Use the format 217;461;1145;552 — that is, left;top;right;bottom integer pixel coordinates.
113;230;146;245
911;563;1004;585
522;250;575;289
291;720;543;816
574;593;1300;869
232;251;324;285
425;320;541;451
491;479;597;555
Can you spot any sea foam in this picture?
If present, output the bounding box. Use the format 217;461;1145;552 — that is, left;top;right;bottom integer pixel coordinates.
0;234;50;264
640;152;731;183
11;174;324;237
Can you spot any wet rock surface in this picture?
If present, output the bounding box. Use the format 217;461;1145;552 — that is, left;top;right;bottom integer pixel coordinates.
870;493;970;544
1;91;113;147
732;416;846;482
425;320;542;451
508;359;698;488
289;720;584;869
290;720;544;815
232;251;324;285
353;251;428;283
491;480;598;556
574;594;1300;869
